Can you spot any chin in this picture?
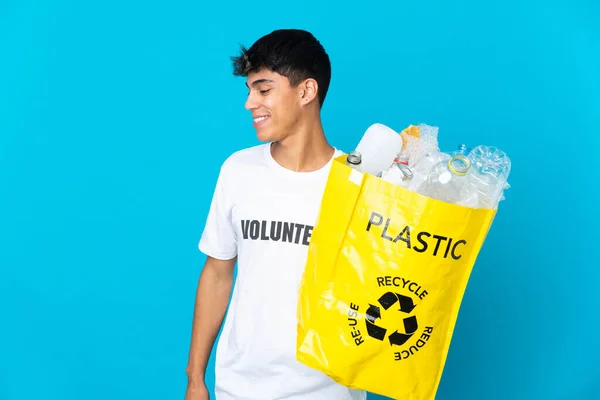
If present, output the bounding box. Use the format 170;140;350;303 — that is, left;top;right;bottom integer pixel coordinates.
256;129;279;143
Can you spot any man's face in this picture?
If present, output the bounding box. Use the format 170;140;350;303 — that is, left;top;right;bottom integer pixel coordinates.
244;68;303;142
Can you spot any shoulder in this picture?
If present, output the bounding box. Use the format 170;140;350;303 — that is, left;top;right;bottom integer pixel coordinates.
217;143;270;178
224;143;269;165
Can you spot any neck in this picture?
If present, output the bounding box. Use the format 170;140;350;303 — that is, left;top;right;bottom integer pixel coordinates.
270;112;334;172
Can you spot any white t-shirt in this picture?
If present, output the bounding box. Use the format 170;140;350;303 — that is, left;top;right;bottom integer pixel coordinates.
198;143;366;400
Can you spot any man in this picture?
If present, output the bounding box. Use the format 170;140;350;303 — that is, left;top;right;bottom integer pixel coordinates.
184;29;366;400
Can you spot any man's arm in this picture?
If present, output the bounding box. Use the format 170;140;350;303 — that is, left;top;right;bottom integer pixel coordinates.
185;255;236;392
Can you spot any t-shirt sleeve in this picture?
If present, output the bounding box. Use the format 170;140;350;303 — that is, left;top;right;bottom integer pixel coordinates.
198;166;237;260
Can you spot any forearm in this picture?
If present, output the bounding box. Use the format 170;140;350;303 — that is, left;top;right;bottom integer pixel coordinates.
186;260;234;385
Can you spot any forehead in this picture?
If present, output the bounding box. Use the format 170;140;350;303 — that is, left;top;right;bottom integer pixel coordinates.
245;69;289;87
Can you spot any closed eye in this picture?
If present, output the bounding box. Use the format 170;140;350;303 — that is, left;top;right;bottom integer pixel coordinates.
246;88;271;95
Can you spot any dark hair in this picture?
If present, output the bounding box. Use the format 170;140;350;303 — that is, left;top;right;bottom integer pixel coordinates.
231;29;332;107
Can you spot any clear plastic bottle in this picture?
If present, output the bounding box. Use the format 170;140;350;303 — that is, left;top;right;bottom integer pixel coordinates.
468;145;511;209
416;144;479;207
406;151;450;191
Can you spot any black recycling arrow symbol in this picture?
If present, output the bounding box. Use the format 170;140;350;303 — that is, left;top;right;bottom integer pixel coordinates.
365;292;420;345
366;320;387;341
389;316;418;346
366;304;381;323
378;292;399;310
388;330;412;346
396;294;416;313
378;291;417;313
365;304;386;340
403;315;418;334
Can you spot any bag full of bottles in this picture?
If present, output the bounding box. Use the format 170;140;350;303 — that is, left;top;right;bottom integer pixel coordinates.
296;123;511;400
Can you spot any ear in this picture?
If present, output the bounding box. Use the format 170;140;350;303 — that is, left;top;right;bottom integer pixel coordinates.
299;78;319;107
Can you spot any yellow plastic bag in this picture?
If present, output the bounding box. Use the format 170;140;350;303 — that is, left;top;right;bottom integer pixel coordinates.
296;154;497;400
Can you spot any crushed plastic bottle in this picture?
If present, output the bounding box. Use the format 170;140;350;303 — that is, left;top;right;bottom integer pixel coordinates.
416;144;479;207
468;145;512;209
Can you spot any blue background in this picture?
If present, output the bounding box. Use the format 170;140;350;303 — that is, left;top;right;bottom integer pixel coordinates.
1;0;599;399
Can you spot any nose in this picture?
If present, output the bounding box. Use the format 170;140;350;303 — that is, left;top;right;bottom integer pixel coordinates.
245;92;259;111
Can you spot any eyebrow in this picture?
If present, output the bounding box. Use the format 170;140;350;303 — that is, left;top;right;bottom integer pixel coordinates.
245;79;274;88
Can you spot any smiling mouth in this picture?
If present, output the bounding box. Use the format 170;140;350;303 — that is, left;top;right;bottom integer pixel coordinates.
253;116;269;123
